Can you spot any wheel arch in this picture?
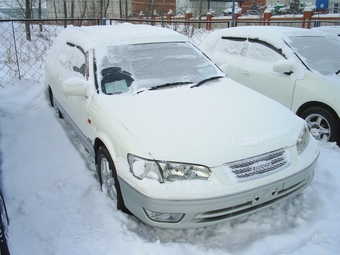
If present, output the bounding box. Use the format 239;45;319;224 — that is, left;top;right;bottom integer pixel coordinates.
93;136;119;166
94;138;106;165
296;101;340;121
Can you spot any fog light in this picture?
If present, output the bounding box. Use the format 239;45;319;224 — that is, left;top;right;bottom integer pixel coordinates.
144;209;184;223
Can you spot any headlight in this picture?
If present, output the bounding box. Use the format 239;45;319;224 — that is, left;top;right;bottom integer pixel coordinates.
128;154;210;183
158;161;210;181
127;154;163;182
296;126;310;154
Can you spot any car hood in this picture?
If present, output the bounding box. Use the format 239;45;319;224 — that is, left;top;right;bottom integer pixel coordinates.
99;79;304;167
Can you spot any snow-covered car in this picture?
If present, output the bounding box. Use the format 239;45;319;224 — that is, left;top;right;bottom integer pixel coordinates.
223;6;242;15
45;24;319;229
200;26;340;144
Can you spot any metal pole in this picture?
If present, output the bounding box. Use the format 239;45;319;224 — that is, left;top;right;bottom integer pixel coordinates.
232;0;235;27
11;21;21;80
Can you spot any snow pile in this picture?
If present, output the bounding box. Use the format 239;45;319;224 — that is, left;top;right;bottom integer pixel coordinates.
0;81;340;255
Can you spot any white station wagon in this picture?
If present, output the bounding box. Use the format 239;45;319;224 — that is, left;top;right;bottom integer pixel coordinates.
45;24;319;229
199;26;340;144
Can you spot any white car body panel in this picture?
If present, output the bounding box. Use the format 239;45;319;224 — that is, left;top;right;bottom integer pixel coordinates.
227;55;297;109
292;71;340;114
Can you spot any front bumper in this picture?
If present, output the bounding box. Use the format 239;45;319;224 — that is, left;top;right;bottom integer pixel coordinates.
119;155;317;229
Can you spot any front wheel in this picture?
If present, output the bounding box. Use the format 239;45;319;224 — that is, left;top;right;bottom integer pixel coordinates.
301;106;340;144
96;146;128;213
48;87;63;119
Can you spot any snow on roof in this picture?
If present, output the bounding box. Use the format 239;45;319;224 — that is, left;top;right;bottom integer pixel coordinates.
200;26;329;52
56;23;187;51
312;26;340;41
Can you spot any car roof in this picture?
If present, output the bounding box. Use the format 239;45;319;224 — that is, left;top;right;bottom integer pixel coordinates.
312;26;340;41
55;23;187;51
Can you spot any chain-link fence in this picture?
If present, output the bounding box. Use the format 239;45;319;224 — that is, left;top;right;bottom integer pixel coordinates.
0;18;229;84
0;16;339;84
109;18;230;44
0;18;99;84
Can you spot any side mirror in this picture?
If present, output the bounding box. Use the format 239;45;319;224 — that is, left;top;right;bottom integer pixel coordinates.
62;77;89;96
273;59;293;74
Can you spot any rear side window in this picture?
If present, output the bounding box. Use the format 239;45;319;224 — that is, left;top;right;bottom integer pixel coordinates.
245;40;285;63
217;37;247;56
219;37;285;63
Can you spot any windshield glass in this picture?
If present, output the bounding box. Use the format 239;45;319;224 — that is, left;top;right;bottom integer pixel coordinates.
95;42;223;94
285;36;340;76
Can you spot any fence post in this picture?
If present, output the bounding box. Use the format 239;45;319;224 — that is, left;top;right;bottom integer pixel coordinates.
303;8;314;28
11;21;21;80
151;10;157;26
206;12;212;30
139;11;143;24
234;13;240;27
264;9;272;26
185;9;192;25
167;9;173;25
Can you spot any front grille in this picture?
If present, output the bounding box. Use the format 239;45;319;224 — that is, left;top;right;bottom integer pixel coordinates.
223;148;291;183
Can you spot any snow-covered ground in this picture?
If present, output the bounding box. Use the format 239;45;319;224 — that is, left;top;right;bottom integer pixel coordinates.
0;80;339;255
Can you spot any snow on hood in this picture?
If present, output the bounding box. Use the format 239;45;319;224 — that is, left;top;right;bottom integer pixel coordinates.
99;79;304;167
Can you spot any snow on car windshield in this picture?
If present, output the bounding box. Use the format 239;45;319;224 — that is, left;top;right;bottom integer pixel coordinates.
95;42;222;94
286;36;340;76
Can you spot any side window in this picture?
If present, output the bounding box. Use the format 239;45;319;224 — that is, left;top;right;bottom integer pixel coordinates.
210;37;247;66
216;37;285;64
58;43;86;79
245;41;285;63
216;38;247;56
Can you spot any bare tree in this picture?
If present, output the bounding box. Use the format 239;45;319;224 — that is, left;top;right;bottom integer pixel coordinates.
104;0;111;19
79;0;88;26
25;0;32;40
38;0;43;31
53;1;58;18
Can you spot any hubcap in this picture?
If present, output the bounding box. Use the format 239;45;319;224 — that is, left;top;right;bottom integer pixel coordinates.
305;113;331;141
100;157;117;202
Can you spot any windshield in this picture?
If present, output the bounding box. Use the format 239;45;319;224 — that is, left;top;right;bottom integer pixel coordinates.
285;36;340;76
95;42;223;94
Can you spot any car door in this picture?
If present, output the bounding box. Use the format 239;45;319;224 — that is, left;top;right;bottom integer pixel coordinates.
57;42;93;138
234;39;296;109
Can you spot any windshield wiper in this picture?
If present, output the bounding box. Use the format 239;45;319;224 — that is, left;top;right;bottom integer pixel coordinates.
336;70;340;75
191;76;225;88
149;81;193;91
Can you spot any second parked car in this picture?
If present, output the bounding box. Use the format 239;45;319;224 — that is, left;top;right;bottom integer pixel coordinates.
200;26;340;144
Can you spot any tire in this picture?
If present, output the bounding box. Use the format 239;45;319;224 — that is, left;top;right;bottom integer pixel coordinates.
48;87;54;107
301;106;340;144
48;88;63;119
96;146;129;213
